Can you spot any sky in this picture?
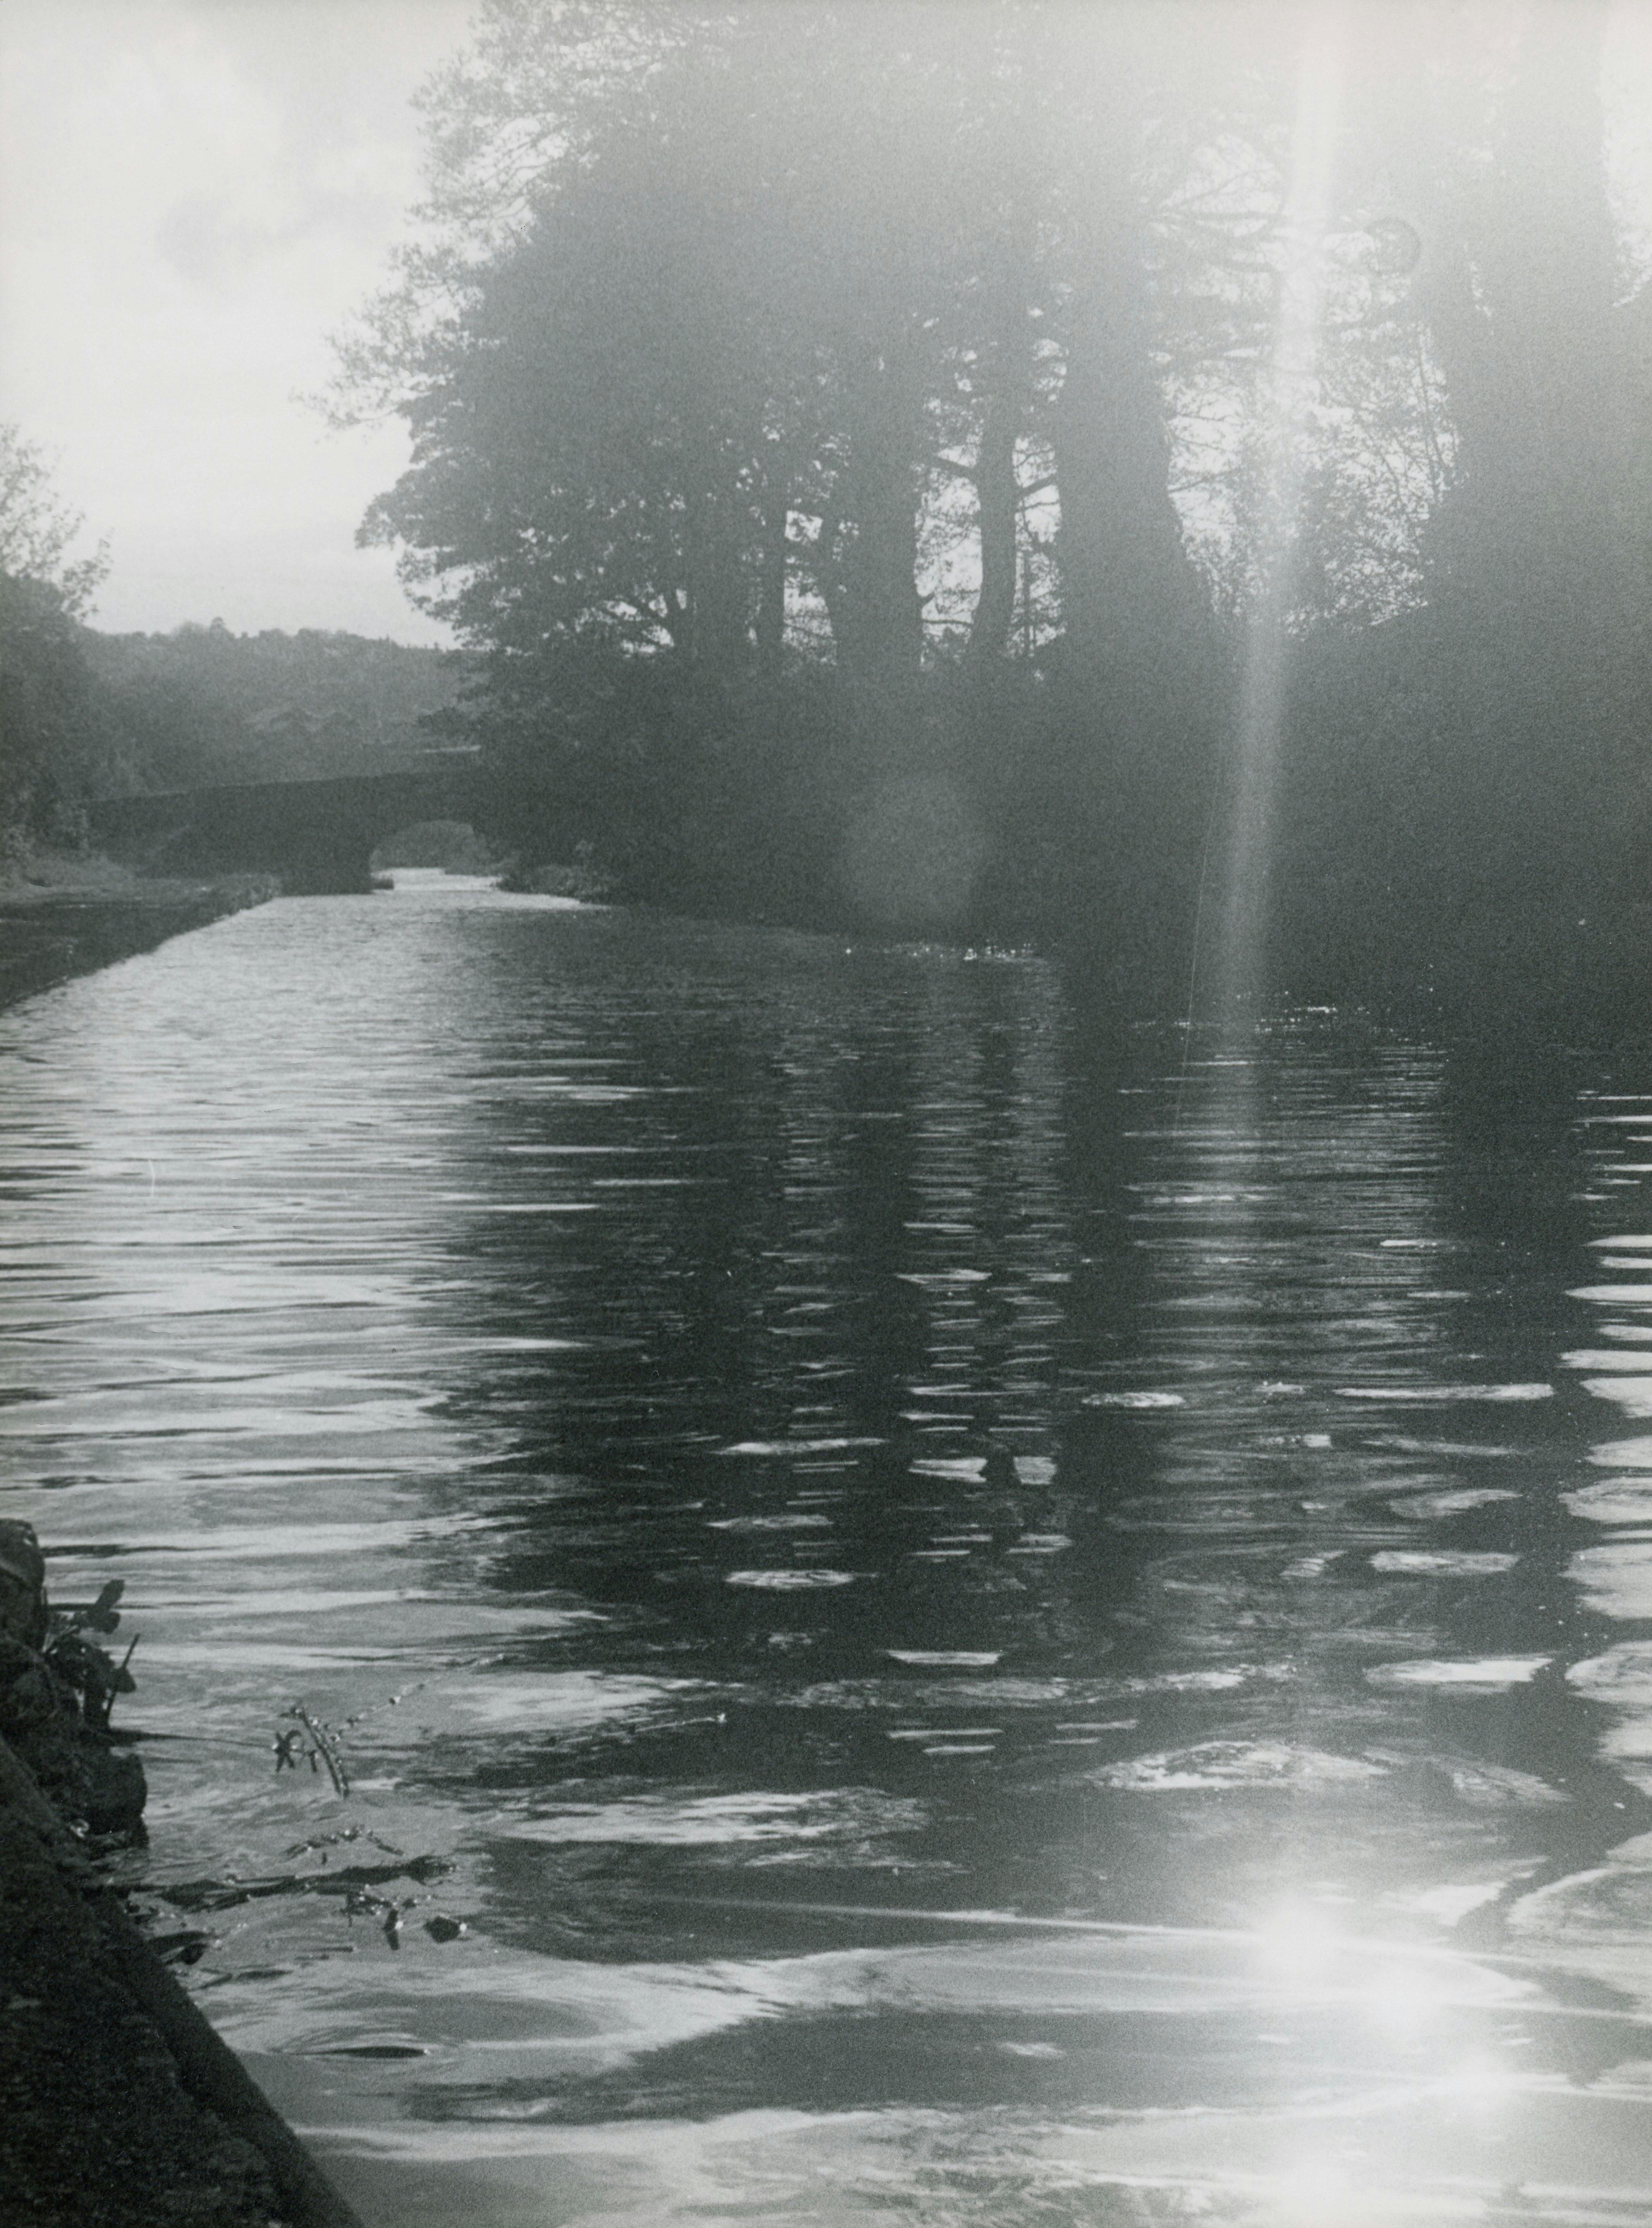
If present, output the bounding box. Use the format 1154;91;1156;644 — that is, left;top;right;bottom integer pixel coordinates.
0;0;476;643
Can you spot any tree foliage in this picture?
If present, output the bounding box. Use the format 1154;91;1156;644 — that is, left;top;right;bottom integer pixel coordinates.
0;570;147;855
336;0;1652;1008
0;424;110;620
85;624;467;787
0;427;115;854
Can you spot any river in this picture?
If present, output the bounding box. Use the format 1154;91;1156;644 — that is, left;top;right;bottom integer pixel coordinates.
4;874;1652;2226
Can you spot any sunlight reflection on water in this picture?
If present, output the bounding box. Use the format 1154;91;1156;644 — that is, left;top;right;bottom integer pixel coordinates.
4;887;1652;2221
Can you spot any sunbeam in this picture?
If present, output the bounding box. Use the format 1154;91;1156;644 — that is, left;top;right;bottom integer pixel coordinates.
1213;8;1346;1017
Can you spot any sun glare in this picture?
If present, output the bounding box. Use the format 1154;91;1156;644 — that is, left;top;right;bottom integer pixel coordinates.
1254;1897;1343;1989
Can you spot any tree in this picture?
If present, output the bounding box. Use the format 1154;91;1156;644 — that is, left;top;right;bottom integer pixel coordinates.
0;575;119;851
1371;8;1639;820
1254;0;1652;1013
0;424;110;619
337;0;1648;997
0;427;117;851
343;8;1216;684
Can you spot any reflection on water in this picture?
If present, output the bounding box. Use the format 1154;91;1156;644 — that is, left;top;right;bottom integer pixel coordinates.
5;885;1652;2222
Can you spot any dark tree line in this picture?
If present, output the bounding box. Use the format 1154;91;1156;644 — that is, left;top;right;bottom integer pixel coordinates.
0;422;473;862
0;574;465;859
82;624;467;789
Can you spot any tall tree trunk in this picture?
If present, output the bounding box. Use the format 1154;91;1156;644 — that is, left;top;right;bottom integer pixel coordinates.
683;456;751;683
1413;4;1623;598
968;218;1038;666
833;327;926;764
1053;206;1212;820
1401;1;1633;890
755;453;788;687
969;392;1022;664
1054;213;1207;689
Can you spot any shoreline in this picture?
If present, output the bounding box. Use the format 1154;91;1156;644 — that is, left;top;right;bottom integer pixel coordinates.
0;1516;363;2228
0;855;281;1012
0;1729;363;2228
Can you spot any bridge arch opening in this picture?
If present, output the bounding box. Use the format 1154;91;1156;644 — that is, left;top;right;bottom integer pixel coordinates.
370;820;501;878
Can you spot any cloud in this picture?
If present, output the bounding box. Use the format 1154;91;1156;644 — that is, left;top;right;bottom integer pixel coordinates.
156;182;398;294
0;0;473;638
156;191;281;292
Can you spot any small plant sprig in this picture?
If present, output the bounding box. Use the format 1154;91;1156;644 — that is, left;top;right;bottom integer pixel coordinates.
44;1579;139;1731
274;1704;350;1796
270;1684;425;1801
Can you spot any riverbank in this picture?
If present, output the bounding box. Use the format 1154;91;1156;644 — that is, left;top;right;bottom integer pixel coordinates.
0;1730;363;2228
0;1519;361;2228
0;851;279;1011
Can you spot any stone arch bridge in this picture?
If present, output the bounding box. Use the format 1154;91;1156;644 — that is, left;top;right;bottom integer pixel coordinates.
89;761;546;895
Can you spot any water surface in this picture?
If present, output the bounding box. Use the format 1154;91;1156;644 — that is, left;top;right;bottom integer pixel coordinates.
5;879;1652;2224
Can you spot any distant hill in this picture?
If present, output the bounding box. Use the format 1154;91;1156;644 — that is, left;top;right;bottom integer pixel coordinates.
84;620;474;792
